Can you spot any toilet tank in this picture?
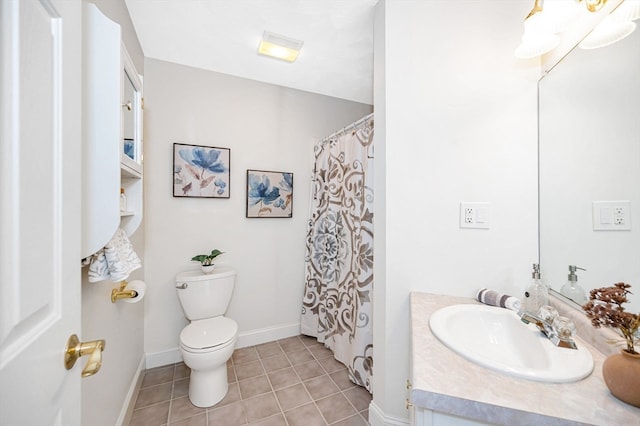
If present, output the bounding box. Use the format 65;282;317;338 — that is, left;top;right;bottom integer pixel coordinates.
175;266;236;321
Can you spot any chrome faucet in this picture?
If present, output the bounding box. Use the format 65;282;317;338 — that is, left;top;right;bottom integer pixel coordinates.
519;307;578;350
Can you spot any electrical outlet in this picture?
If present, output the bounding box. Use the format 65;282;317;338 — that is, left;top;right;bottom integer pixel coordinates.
460;202;490;229
593;201;631;231
464;208;474;223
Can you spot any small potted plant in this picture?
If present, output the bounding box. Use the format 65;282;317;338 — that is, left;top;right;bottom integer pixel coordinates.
583;282;639;407
191;249;224;274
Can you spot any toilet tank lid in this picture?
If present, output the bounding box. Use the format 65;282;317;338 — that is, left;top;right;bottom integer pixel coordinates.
176;266;235;282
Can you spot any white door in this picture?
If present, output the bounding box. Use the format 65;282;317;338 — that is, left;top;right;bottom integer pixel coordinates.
0;0;84;424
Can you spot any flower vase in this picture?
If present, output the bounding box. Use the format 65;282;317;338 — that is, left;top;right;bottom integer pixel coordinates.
201;264;216;274
602;349;640;408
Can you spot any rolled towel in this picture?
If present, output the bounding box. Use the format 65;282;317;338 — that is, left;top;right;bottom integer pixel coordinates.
82;228;141;283
476;288;521;312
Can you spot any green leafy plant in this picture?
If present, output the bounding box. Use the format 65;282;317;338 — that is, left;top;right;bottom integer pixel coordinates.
583;283;640;354
191;249;224;266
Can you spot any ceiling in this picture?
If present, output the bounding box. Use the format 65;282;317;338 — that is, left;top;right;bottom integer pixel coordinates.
125;0;378;105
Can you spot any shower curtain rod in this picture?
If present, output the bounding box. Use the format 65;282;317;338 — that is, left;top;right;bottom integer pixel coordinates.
321;112;374;143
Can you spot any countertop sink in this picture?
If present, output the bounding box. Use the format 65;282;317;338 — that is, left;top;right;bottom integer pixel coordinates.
429;304;594;383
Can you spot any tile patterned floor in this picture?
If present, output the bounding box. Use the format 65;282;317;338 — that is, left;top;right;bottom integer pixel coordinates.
129;335;372;426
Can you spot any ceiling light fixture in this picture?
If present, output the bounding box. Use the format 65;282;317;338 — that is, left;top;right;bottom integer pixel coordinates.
257;31;304;63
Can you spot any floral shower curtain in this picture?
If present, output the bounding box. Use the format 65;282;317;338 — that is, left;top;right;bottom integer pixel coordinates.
301;113;374;392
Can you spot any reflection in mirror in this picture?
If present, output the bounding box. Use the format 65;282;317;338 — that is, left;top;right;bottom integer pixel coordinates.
539;24;640;313
123;71;136;161
120;45;143;175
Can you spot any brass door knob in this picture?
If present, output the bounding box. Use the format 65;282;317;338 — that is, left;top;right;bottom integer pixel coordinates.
64;334;106;378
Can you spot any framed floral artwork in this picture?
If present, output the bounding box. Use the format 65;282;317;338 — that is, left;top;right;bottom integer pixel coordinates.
246;170;293;218
173;143;230;198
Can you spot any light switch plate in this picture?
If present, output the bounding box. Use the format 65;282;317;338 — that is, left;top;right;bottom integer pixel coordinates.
593;201;631;231
460;202;490;229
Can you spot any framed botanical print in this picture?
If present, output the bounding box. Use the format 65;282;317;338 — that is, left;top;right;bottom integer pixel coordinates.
246;169;293;218
173;143;230;198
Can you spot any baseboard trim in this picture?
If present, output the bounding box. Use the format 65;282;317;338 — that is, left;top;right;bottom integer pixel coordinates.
145;322;301;369
146;348;182;369
236;322;301;348
117;354;145;426
369;401;410;426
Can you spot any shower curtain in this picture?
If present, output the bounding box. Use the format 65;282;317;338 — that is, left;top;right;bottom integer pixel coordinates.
301;113;374;392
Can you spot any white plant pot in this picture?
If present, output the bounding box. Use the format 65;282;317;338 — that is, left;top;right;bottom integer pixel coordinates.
201;264;216;274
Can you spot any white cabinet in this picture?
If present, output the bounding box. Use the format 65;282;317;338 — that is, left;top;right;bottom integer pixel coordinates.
119;44;143;237
81;4;142;259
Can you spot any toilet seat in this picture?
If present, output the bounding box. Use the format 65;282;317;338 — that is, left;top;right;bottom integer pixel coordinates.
180;317;238;352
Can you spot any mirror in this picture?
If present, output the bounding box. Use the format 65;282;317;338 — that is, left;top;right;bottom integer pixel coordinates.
121;45;143;175
539;24;640;313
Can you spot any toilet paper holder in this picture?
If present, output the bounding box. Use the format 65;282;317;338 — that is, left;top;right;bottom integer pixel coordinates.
111;280;139;303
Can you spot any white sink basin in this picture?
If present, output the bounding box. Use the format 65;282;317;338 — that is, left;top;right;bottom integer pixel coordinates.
429;304;594;383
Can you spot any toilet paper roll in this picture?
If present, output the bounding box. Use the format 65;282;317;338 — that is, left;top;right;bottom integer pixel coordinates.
123;280;146;303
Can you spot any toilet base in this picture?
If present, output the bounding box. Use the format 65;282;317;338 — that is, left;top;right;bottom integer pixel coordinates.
188;364;229;408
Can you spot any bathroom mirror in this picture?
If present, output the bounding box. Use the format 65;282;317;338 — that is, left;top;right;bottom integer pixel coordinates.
121;44;143;175
538;26;640;313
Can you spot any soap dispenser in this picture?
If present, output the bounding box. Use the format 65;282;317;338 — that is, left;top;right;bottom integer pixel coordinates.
560;265;587;304
522;263;549;314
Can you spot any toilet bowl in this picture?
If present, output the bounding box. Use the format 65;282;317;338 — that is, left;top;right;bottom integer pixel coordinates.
176;267;238;407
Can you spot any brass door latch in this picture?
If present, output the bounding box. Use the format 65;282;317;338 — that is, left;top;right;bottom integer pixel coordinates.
64;334;106;378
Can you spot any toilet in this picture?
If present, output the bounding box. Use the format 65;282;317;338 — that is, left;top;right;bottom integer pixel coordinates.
175;267;238;407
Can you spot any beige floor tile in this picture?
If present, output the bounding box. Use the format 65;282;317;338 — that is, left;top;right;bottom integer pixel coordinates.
283;403;327;426
330;414;368;426
316;393;357;424
267;367;300;390
242;392;280;423
173;377;190;399
256;341;283;358
142;365;175;388
135;382;172;408
293;360;325;381
274;383;311;412
261;354;291;372
169;396;206;423
174;363;190;380
343;386;372;412
169;412;207;426
208;401;246;426
308;344;333;360
129;401;170;426
329;370;356;391
278;336;306;353
248;413;287;426
235;360;265;381
286;348;314;366
214;382;240;408
303;375;340;400
232;346;259;365
317;355;346;374
238;374;272;399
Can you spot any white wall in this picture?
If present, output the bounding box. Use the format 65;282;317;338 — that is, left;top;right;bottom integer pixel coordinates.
81;1;145;425
372;0;540;422
143;58;372;365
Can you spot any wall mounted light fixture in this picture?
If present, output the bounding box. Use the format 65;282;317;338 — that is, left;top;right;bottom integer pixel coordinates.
514;0;624;58
258;31;304;63
580;0;640;49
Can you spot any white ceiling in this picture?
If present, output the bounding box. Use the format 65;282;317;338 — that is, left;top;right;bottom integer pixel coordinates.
125;0;378;105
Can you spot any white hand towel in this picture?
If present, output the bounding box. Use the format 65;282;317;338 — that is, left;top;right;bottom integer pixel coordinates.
83;228;141;283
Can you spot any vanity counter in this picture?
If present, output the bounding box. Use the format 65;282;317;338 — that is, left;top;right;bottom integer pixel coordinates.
410;292;640;425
